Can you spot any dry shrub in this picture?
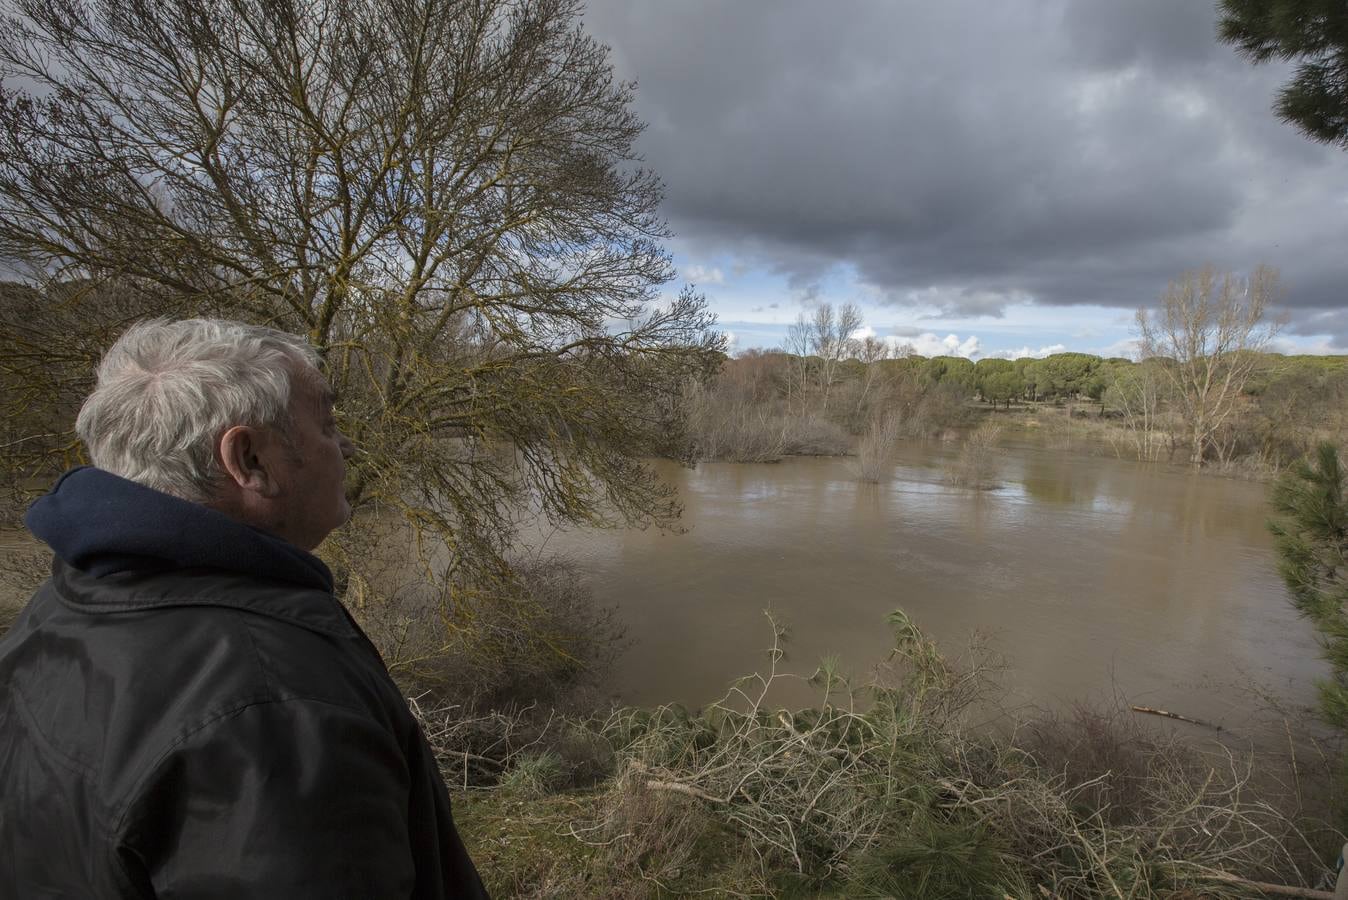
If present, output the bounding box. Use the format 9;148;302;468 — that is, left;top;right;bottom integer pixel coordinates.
591;772;720;894
413;698;563;789
906;382;978;437
779;413;851;457
1019;704;1170;827
852;412;902;483
683;377;851;462
683;381;788;462
352;552;626;713
1035;407;1080;451
565;610;1335;897
945;420;1003;489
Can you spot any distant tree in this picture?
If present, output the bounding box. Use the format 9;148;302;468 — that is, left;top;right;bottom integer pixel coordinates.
784;313;813;412
981;370;1025;410
852;333;895;422
0;0;723;611
921;356;975;394
1136;265;1282;466
1033;352;1102;401
1219;0;1348;148
1012;357;1041;401
809;302;863;411
973;358;1013;402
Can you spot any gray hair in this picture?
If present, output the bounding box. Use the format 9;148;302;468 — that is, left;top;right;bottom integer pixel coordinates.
75;318;322;502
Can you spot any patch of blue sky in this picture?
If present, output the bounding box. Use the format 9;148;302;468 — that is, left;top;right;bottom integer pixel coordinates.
670;252;1344;359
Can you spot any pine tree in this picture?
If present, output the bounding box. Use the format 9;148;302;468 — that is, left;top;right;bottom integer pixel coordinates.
1219;0;1348;148
1269;443;1348;727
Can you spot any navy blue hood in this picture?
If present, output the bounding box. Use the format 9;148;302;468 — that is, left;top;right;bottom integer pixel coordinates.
24;466;334;593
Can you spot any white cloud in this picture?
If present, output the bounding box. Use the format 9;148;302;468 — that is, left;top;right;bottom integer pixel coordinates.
850;325;876;341
886;332;981;359
683;264;725;285
1270;335;1336;355
723;330;738;350
1094;337;1141;359
985;342;1067;361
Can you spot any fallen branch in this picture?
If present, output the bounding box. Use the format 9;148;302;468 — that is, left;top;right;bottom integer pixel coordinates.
1198;869;1333;899
628;759;729;804
1131;705;1222;731
644;778;726;804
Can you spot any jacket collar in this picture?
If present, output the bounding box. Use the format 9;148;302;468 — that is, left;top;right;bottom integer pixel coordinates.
25;466;334;593
49;558;357;638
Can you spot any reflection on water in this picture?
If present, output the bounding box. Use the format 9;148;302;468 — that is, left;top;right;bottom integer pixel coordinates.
525;440;1323;729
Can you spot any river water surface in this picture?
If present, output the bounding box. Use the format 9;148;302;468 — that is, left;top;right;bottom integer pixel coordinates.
526;438;1323;729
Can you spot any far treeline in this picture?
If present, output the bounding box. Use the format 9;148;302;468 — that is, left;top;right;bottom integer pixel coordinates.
690;288;1348;473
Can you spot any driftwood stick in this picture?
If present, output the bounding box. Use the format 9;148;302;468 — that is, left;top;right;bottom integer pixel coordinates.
628;759;728;804
1130;705;1222;731
644;779;726;804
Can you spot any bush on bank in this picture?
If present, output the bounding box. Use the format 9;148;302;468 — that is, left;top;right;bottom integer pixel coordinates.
417;610;1342;898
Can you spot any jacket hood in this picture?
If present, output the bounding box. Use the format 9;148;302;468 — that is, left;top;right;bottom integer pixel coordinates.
24;466;334;592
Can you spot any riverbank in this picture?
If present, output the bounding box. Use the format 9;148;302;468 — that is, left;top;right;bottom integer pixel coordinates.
984;402;1291;481
689;392;1307;485
437;611;1342;898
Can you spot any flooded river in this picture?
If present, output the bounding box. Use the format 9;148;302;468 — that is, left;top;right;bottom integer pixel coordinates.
526;438;1323;729
3;441;1326;733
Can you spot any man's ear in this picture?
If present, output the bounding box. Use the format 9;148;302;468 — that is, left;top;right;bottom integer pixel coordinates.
218;425;282;497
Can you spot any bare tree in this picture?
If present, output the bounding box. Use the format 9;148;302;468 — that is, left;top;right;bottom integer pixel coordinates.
852;334;894;422
1104;359;1170;462
0;0;722;610
783;312;812;414
808;301;862;411
1135;265;1282;467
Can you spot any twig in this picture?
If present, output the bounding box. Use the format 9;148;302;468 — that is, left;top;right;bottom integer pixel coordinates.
1130;705;1222;730
1197;869;1333;899
1286;718;1302;812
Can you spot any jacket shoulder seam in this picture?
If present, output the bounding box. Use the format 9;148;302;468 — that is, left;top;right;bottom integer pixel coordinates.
58;592;353;638
233;608;274;693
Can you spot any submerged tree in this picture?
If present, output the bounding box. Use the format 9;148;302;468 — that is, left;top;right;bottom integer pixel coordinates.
1135;265;1282;467
0;0;722;615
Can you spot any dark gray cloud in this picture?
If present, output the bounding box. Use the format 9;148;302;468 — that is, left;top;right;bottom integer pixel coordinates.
582;0;1348;346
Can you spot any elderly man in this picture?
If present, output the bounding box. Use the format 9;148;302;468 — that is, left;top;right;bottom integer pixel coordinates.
0;319;487;898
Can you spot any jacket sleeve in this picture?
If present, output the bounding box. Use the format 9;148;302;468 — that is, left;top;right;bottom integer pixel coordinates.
115;698;416;899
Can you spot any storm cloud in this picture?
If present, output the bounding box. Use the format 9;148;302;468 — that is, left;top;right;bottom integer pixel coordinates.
583;0;1348;346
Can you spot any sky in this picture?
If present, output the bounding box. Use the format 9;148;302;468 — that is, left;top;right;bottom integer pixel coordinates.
580;0;1348;360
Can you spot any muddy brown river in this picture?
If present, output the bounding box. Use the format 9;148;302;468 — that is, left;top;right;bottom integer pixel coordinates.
3;441;1326;735
523;438;1323;730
